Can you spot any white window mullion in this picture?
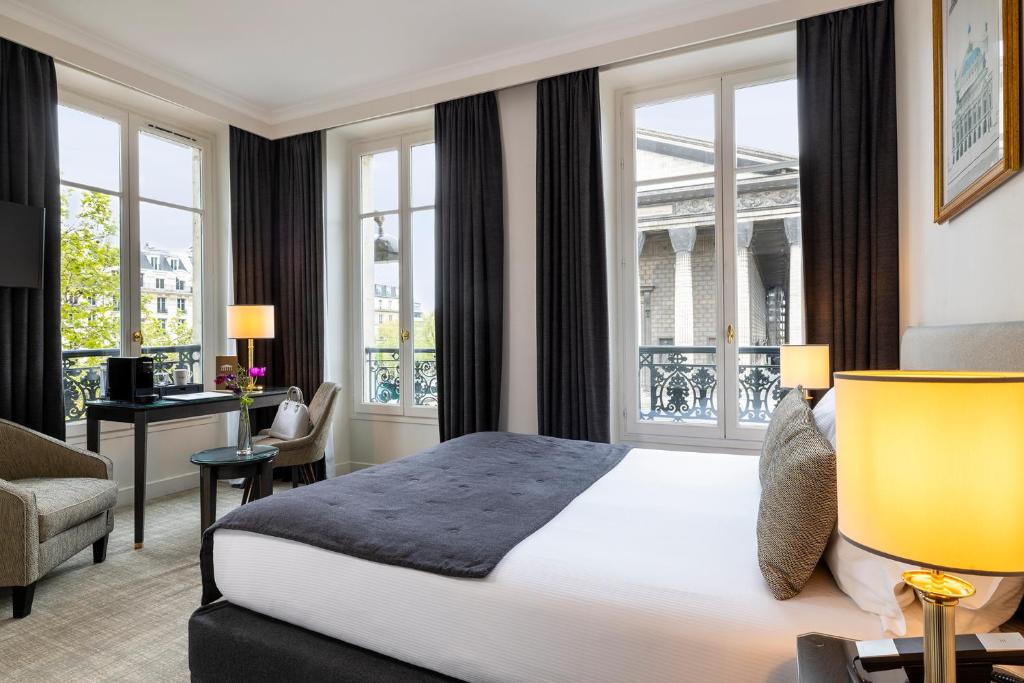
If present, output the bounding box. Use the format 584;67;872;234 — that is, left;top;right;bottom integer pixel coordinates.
398;137;414;415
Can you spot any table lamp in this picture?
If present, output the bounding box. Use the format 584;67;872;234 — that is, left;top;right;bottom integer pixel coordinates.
835;370;1024;683
780;344;831;400
226;305;275;385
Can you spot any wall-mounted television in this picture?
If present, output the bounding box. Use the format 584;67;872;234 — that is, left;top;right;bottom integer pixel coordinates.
0;200;45;289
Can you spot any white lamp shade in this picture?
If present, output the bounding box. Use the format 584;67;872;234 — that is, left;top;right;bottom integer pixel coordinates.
835;370;1024;575
226;305;275;339
780;344;831;390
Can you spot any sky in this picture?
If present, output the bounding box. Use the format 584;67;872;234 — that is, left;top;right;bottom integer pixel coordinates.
635;78;799;158
58;105;201;254
362;144;436;317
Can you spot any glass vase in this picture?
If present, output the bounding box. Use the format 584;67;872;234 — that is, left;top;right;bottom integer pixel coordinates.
236;403;252;456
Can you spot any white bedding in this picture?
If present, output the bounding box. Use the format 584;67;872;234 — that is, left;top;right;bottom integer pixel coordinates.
213;449;888;682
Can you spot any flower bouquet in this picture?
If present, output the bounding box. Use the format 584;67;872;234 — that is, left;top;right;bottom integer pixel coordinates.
215;365;267;455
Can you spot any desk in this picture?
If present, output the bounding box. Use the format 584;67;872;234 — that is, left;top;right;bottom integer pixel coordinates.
86;388;288;548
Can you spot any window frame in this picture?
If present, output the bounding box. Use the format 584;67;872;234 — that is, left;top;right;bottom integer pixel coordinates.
349;128;437;423
57;89;214;428
615;60;798;450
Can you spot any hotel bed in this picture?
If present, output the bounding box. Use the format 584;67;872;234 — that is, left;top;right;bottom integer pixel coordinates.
188;322;1024;682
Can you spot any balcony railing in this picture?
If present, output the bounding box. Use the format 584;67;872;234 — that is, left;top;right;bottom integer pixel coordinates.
364;348;438;407
639;345;784;424
62;344;202;422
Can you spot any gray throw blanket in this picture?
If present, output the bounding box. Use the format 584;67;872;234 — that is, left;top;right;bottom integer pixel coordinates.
201;432;630;604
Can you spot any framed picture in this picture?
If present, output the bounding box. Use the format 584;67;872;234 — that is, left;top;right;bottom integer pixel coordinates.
933;0;1020;223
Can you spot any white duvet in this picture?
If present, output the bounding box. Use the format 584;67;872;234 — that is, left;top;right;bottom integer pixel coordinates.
213;449;888;682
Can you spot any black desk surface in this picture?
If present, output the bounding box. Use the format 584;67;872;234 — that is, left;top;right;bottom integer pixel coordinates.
87;387;288;412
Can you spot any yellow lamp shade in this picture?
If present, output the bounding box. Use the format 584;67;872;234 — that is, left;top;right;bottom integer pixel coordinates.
780;344;831;390
226;305;275;339
835;370;1024;575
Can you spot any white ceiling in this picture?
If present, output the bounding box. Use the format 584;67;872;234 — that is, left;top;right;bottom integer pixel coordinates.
0;0;780;130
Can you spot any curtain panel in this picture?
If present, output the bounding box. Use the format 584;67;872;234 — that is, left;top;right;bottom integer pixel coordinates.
0;39;64;438
797;0;900;373
230;127;325;429
535;68;611;443
434;93;504;442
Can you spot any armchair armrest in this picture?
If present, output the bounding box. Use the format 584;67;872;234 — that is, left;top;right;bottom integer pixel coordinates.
0;419;112;481
0;479;39;586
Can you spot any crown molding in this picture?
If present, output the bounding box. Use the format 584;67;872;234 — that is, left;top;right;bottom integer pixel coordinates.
0;0;274;137
0;0;869;140
270;0;866;138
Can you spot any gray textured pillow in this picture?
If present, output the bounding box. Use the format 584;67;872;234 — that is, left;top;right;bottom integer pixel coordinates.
757;389;837;600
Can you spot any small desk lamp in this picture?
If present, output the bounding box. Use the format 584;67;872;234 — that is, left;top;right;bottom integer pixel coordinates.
780;344;831;400
226;305;274;386
835;370;1024;683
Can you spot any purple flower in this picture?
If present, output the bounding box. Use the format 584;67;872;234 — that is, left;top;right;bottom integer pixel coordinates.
248;366;267;378
231;387;242;396
227;374;236;382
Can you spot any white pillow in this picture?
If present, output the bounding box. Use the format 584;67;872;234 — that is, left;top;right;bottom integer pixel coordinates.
811;387;836;445
825;533;1024;636
814;388;1024;636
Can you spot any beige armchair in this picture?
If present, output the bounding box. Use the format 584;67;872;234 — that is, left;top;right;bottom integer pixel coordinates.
0;419;117;618
255;382;340;486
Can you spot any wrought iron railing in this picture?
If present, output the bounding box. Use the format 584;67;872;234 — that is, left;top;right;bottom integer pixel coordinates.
364;347;438;407
62;344;202;421
638;345;784;424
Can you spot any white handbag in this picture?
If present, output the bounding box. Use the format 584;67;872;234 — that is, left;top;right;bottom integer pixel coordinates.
268;386;312;439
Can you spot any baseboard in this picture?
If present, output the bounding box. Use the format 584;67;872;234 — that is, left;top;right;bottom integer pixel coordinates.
114;470;200;508
332;461;374;476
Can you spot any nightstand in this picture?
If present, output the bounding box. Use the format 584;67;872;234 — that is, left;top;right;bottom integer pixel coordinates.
796;633;1024;683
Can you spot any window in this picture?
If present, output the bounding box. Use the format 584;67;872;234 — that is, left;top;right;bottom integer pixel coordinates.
58;93;209;422
177;298;186;312
176;278;185;291
352;130;436;419
619;63;802;445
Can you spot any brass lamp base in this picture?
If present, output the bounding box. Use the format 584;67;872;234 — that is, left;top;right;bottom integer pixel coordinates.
903;570;976;683
245;337;263;391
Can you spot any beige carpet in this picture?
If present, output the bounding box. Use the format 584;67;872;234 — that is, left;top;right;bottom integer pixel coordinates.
0;482;282;682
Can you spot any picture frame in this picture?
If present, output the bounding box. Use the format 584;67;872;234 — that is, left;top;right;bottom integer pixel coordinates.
933;0;1020;223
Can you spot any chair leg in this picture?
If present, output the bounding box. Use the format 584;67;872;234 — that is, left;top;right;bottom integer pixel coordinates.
291;466;299;489
306;463;318;484
12;583;36;618
241;477;253;504
93;534;109;564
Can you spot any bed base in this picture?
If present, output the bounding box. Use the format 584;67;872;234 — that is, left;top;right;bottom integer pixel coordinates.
188;601;462;682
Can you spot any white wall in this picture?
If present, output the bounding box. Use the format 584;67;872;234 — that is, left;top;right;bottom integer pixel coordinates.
498;83;539;435
896;0;1024;328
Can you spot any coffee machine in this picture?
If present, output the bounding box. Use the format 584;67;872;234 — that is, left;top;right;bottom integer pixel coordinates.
106;357;159;403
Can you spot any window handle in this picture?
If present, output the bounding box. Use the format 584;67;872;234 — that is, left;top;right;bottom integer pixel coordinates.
132;330;144;344
726;324;735;345
400;329;410;343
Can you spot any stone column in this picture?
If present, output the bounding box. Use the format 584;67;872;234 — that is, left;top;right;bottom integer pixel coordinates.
784;217;804;344
735;221;754;347
668;227;697;346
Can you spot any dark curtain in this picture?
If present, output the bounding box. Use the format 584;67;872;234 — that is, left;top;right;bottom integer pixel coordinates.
535;68;611;443
230;127;324;429
434;93;504;442
797;0;899;374
0;39;63;439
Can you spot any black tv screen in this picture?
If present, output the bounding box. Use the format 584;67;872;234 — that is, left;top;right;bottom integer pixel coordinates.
0;200;45;288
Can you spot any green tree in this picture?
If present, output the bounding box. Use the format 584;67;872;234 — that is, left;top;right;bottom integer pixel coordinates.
60;189;120;351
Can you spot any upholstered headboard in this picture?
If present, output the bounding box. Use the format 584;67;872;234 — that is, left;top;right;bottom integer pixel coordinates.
901;321;1024;372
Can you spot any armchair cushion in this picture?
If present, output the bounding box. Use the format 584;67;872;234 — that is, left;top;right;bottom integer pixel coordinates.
12;477;118;542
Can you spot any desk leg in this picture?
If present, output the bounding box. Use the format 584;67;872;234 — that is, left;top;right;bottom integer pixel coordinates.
256;460;274;500
199;465;216;534
133;412;148;549
86;415;100;453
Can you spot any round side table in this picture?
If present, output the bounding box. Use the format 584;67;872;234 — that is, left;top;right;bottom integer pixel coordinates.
190;445;279;533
